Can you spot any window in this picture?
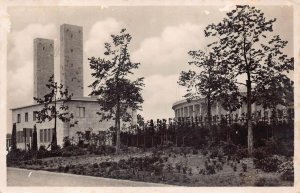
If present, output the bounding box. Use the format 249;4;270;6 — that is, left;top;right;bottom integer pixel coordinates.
33;111;37;121
43;129;47;143
47;129;51;142
40;129;53;143
25;112;28;122
17;131;24;143
40;129;44;143
77;107;85;118
17;114;21;123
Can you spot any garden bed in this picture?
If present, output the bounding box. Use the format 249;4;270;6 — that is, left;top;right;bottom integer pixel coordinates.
8;146;293;186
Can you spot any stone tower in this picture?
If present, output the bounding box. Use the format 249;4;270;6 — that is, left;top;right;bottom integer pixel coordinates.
33;38;54;102
60;24;84;98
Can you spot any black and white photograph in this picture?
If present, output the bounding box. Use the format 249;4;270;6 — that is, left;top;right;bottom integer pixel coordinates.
2;0;298;190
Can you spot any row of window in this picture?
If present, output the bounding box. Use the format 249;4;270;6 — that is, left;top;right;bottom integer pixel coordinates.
16;128;53;143
16;107;86;123
16;129;33;143
40;129;54;143
17;112;37;123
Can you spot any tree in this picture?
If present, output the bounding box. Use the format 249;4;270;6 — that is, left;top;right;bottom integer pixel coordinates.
11;123;17;151
33;75;77;150
32;124;38;151
204;5;294;154
178;50;229;137
89;29;144;154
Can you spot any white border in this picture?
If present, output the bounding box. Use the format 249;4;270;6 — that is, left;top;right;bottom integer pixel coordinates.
0;0;299;192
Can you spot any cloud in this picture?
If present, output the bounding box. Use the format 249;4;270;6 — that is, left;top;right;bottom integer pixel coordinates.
219;4;235;12
84;18;122;58
204;10;210;15
7;23;57;108
132;23;207;77
140;74;186;120
83;18;123;96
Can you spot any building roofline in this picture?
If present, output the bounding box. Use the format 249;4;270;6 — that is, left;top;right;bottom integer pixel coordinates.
10;97;98;111
172;98;205;110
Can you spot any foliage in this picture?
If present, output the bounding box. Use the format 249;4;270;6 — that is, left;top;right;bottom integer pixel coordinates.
33;75;77;149
204;5;294;155
254;157;282;172
32;125;38;151
278;161;294;181
89;29;144;153
88;145;116;155
178;50;236;129
11;123;17;151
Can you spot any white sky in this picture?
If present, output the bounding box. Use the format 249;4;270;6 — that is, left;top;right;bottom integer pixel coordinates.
6;5;293;130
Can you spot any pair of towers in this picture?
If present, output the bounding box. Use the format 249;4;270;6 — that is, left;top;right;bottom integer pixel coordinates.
33;24;84;101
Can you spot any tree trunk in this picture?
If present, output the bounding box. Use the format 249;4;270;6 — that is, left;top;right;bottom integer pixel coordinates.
207;95;213;140
115;108;121;154
246;77;253;155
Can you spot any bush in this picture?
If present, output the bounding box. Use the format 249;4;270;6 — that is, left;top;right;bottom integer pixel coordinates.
278;161;294;181
89;145;116;155
64;165;70;173
254;157;282;172
242;163;247;172
7;149;28;165
222;142;237;156
254;176;280;186
236;148;248;159
205;165;216;175
63;137;72;148
61;146;85;157
253;148;268;160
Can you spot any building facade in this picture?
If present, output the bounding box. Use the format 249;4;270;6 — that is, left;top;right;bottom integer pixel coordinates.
172;98;293;124
11;24;137;150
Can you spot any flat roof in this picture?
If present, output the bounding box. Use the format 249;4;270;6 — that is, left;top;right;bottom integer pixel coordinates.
10;97;98;110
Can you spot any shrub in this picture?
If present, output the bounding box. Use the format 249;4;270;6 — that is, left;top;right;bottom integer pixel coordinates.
90;145;116;155
64;165;70;173
202;149;208;156
175;163;181;173
254;157;282;172
222;142;237;156
166;163;173;172
63;137;72;148
205;165;216;175
153;164;163;176
253;148;268;160
61;146;85;157
242;163;247;172
278;161;294;181
192;148;198;155
236;148;248;159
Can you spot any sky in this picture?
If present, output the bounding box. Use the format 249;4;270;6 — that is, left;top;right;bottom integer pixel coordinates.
6;5;293;129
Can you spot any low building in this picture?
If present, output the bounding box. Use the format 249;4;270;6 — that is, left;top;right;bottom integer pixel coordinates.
11;97;136;149
172;98;293;124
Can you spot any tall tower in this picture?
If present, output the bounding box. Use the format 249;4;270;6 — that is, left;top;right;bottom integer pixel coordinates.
60;24;84;98
34;38;54;102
